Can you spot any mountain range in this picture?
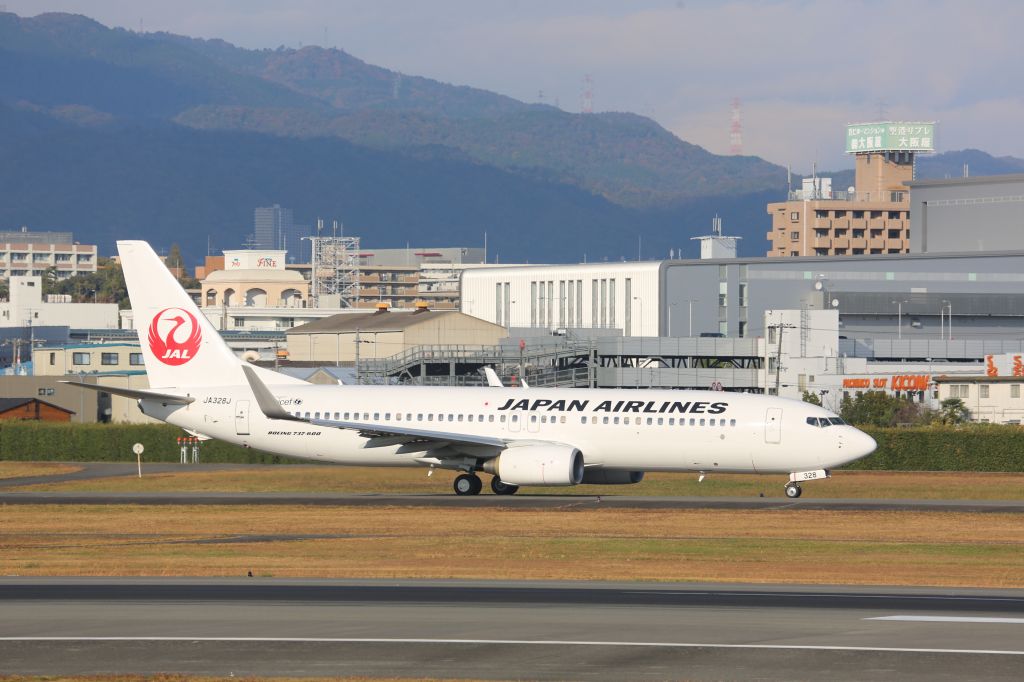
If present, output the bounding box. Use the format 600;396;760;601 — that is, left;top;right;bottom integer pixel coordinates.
0;11;1021;265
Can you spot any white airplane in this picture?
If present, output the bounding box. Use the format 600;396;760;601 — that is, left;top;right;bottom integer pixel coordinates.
69;241;876;498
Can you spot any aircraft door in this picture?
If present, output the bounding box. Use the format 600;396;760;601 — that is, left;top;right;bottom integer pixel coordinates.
764;407;782;444
507;413;521;433
235;400;251;436
526;413;540;433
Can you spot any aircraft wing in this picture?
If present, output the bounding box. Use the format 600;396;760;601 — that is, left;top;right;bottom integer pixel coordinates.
241;365;507;449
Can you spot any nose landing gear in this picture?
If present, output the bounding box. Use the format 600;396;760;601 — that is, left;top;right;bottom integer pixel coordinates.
784;468;830;498
784;482;802;498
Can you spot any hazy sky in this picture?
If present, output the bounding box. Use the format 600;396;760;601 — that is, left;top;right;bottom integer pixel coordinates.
7;0;1024;171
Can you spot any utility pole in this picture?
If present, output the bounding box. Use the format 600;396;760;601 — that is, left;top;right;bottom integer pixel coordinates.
773;322;796;396
354;327;361;385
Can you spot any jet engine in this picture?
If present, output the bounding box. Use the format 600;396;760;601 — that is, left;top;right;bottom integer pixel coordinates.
483;445;584;486
580;469;645;485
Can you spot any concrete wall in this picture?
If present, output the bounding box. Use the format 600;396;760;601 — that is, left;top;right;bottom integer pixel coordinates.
909;175;1024;253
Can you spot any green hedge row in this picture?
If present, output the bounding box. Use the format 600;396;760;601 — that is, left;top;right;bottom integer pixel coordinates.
2;422;1024;472
0;422;293;464
846;425;1024;472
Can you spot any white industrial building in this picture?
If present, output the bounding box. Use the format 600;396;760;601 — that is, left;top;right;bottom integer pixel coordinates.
0;276;119;329
462;262;662;336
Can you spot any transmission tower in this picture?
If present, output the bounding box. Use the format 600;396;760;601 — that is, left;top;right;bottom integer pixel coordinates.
581;74;593;114
729;97;743;155
310;220;360;308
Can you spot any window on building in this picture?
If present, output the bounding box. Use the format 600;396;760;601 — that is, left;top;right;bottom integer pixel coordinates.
853;211;864;219
950;384;969;399
72;352;90;365
101;352;118;366
790;231;799;240
834;211;847;218
853;249;864;255
790;211;799;222
888;211;901;219
980;385;990;399
738;320;747;337
870;210;883;219
1013;385;1021;399
815;229;829;237
790;251;799;256
888;229;901;239
852;229;865;238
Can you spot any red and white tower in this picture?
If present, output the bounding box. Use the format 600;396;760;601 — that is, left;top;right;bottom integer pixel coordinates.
581;74;593;114
729;97;743;155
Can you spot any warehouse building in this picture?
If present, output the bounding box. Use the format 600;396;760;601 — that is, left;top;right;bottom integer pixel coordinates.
908;174;1024;253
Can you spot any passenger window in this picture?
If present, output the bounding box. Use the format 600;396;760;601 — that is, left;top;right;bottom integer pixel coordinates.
373;413;379;420
657;418;664;426
602;417;609;424
689;418;695;426
646;417;653;425
613;417;620;425
407;413;412;421
710;419;716;426
700;418;706;426
669;418;675;426
489;415;495;422
344;412;350;419
428;414;434;421
363;413;369;420
417;414;423;421
580;417;587;424
315;412;321;419
458;415;464;422
730;419;736;426
468;415;473;422
304;412;310;419
531;415;537;423
396;414;402;421
623;417;630;425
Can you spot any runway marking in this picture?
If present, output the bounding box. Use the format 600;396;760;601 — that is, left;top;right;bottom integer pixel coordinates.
867;615;1024;624
1;637;1023;655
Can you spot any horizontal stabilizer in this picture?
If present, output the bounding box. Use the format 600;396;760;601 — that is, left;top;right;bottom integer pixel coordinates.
60;381;195;405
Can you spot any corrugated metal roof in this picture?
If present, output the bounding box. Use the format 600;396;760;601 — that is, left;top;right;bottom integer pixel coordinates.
287;309;464;334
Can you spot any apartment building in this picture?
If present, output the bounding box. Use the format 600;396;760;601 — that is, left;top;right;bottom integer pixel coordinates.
767;122;933;257
0;228;98;280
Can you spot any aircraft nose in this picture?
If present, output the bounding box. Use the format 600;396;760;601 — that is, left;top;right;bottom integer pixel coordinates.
850;428;877;460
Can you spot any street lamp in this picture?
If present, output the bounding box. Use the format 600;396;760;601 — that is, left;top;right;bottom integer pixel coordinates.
892;299;909;340
686;298;698;337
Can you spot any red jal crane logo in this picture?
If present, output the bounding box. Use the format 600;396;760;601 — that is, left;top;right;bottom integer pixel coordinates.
148;308;202;365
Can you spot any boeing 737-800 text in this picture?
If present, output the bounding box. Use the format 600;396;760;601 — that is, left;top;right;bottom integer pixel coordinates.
68;241;876;497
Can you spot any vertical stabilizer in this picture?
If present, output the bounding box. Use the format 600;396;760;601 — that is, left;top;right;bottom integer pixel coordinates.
118;240;304;389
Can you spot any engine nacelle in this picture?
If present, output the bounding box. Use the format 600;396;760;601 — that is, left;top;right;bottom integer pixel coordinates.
580;469;645;485
483;445;584;486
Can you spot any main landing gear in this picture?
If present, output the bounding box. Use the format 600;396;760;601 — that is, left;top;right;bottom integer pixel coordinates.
452;473;519;496
453;473;482;496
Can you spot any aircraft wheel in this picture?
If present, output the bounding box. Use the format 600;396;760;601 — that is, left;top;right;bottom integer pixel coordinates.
490;477;519;495
454;473;482;496
784;483;802;499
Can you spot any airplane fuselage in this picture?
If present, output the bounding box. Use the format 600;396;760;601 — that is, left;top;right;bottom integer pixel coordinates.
144;384;869;475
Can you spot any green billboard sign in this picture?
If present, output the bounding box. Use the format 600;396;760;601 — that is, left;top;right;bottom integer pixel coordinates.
846;121;935;153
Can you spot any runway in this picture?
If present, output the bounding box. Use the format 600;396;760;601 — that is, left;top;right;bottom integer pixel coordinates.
3;489;1024;511
2;579;1023;680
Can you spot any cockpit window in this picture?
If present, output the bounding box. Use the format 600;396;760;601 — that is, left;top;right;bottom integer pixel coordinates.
806;417;819;426
806;416;843;427
828;417;846;425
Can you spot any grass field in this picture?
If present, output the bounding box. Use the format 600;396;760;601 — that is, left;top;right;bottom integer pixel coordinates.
0;677;458;682
2;504;1022;588
0;462;82;480
5;463;1024;500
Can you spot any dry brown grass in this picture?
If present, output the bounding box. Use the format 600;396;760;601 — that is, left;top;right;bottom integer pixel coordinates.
0;677;472;682
2;504;1022;588
10;466;1024;500
0;462;82;480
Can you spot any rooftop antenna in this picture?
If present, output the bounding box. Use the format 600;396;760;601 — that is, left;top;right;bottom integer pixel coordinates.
729;98;743;155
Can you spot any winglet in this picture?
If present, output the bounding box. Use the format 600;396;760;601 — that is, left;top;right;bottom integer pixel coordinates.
482;367;503;387
241;365;301;421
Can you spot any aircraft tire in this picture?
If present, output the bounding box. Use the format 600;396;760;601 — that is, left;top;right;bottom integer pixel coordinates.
784;483;802;498
454;473;482;496
490;477;519;495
